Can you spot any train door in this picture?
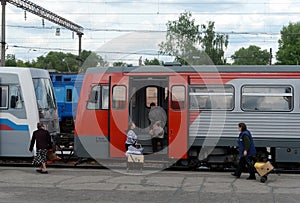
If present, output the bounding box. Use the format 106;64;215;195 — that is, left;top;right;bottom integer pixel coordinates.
168;75;188;159
109;74;129;157
129;76;168;154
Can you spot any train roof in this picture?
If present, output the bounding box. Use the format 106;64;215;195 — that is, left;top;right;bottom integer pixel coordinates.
0;67;50;78
85;65;300;74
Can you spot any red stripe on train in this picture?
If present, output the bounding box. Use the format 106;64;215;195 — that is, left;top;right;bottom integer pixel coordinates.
0;124;13;130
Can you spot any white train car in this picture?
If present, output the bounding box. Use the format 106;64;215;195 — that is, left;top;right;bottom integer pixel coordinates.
0;67;60;157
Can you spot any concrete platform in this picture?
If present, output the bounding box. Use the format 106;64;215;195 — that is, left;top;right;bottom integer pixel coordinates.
0;166;299;202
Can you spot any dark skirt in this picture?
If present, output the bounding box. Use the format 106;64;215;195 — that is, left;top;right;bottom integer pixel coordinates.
32;149;47;165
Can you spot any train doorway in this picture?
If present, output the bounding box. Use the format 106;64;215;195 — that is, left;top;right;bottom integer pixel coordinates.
129;76;168;154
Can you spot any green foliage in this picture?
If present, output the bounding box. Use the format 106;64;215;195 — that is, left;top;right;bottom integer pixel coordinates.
231;45;270;65
159;11;228;65
201;21;229;65
276;22;300;65
79;50;109;72
4;50;108;72
33;51;79;72
144;58;161;65
5;54;17;67
113;62;127;66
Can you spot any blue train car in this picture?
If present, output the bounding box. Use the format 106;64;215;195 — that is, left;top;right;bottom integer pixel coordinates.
50;73;83;133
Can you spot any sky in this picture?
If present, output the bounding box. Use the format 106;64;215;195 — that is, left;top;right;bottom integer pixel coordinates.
3;0;300;65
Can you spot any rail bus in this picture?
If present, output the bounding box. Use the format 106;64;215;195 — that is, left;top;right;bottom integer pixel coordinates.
0;67;60;157
74;65;300;168
50;73;83;133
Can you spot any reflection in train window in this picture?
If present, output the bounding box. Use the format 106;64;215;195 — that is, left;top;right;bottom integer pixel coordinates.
189;85;234;110
112;85;126;109
0;86;8;109
87;85;109;110
146;87;158;108
241;85;293;111
171;85;185;110
10;85;23;109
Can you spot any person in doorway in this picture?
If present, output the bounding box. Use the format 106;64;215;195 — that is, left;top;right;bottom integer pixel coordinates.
149;121;165;152
29;123;53;174
125;121;138;151
231;122;257;180
148;102;167;128
148;102;167;152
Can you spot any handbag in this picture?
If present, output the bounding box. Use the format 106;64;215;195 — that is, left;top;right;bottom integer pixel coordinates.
47;150;57;161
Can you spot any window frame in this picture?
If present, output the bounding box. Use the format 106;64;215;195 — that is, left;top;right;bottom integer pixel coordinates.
0;85;9;109
189;85;234;111
86;84;109;110
171;85;186;110
66;89;73;102
112;85;127;110
241;85;293;112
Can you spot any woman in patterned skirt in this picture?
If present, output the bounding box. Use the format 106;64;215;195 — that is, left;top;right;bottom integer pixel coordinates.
29;123;53;174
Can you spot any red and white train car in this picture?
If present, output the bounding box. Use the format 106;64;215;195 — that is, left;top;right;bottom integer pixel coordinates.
75;65;300;168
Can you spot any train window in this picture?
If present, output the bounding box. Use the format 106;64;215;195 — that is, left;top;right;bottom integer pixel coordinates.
33;78;57;110
241;86;293;112
146;87;158;107
87;85;109;110
66;89;72;102
189;85;234;110
0;86;8;109
112;85;126;109
55;76;62;81
9;85;23;109
101;85;109;109
171;86;185;110
87;85;101;109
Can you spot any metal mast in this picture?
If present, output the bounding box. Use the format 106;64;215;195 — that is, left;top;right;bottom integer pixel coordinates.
1;0;84;66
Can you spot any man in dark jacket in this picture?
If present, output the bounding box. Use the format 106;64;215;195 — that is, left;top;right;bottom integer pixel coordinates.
232;122;256;180
29;123;52;174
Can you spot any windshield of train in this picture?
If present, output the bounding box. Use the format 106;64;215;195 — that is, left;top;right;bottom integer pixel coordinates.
33;78;57;110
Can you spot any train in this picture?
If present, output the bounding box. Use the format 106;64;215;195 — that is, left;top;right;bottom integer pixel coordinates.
74;65;300;168
49;73;84;133
2;65;300;169
0;67;60;157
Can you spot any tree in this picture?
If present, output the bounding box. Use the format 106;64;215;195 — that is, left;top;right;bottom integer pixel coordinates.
276;22;300;65
144;58;161;65
231;45;270;65
159;11;228;65
201;21;229;65
33;51;78;72
5;54;17;66
34;50;108;72
113;62;127;66
81;50;109;68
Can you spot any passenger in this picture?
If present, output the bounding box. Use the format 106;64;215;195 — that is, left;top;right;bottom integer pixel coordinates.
29;123;53;174
148;102;167;128
125;121;138;151
148;102;167;152
149;121;164;153
231;122;257;180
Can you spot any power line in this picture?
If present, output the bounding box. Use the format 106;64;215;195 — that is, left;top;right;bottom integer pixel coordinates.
32;0;300;6
7;24;282;36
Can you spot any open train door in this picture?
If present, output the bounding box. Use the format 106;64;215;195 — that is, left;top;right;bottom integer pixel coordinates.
168;74;188;159
109;74;129;157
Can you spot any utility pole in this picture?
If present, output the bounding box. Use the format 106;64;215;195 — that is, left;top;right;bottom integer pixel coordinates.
1;0;84;66
269;48;272;65
1;0;6;66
